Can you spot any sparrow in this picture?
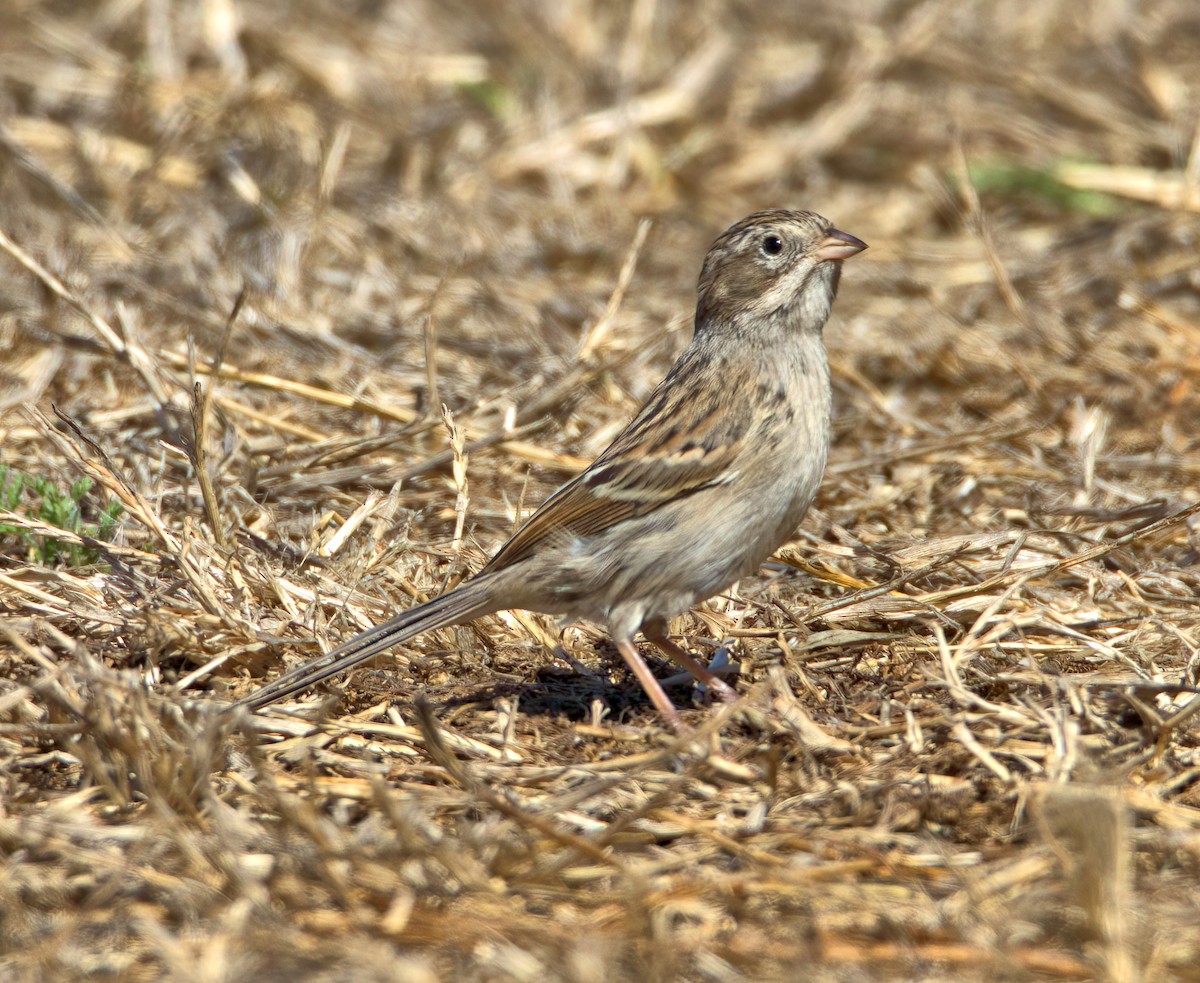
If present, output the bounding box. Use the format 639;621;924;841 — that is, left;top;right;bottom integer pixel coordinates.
231;210;866;733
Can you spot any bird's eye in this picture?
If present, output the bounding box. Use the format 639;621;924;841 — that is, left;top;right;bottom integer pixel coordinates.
760;234;783;256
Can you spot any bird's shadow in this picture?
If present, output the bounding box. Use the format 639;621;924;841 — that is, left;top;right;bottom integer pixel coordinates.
427;649;716;727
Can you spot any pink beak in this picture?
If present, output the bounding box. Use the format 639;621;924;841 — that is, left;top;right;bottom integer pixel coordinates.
814;227;868;262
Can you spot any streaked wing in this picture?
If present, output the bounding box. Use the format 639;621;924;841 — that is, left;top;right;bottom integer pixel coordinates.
485;350;747;573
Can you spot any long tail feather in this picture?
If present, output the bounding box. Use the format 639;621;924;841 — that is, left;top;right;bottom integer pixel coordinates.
228;573;504;712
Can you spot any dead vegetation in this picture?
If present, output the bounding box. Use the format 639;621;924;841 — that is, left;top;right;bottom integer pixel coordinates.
2;1;1199;980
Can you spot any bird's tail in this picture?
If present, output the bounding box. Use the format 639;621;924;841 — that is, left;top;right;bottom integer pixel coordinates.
228;572;506;712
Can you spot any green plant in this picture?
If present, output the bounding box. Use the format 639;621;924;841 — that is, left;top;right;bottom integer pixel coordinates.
968;160;1122;217
457;78;514;119
0;465;124;566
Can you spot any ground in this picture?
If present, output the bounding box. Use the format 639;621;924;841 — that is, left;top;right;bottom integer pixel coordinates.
1;2;1199;981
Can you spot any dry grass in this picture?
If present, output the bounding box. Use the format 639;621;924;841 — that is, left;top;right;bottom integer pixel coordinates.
2;1;1200;980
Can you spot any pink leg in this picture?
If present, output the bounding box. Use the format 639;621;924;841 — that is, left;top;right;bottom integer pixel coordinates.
643;626;740;705
615;638;687;734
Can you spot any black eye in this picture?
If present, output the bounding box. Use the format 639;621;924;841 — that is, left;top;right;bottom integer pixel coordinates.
760;234;783;256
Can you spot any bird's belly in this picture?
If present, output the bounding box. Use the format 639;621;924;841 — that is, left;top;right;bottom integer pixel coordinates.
537;470;821;637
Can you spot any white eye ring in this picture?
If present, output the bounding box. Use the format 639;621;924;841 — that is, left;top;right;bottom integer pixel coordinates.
760;234;783;256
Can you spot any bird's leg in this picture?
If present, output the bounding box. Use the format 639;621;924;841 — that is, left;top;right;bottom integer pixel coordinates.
614;638;687;734
643;625;739;704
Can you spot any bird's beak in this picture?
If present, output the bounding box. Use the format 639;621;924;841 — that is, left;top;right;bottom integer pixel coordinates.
814;228;868;262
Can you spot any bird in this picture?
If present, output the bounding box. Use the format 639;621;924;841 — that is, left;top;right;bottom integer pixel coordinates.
230;209;866;733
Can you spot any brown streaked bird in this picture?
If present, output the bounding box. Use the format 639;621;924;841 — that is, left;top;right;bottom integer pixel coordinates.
231;210;866;733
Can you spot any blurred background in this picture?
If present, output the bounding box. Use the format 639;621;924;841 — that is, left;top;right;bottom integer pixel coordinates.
2;2;1199;980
